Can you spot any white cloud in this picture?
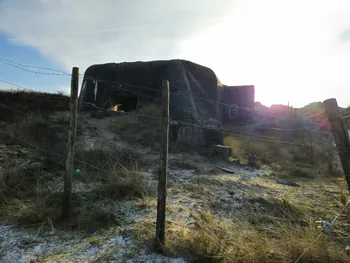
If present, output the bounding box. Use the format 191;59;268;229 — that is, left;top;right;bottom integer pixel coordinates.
1;0;350;107
0;0;233;70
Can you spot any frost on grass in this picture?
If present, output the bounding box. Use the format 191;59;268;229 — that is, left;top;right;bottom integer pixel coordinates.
0;223;187;263
1;110;348;262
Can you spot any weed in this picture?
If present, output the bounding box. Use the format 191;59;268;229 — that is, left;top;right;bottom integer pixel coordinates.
99;162;149;199
0;179;55;226
224;136;284;164
130;209;347;263
88;236;102;245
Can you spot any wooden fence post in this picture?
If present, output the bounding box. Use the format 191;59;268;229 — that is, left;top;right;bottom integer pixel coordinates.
62;67;79;221
155;80;170;253
324;98;350;190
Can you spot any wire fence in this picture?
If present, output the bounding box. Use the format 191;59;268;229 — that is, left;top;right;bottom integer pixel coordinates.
0;58;345;160
0;56;330;120
1;58;348;163
1;58;349;261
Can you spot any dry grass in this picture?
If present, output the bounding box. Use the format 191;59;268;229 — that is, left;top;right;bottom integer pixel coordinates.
99;163;149;199
75;146;152;199
3;112;70;166
224;136;286;164
65;200;121;233
75;146;140;181
129;209;348;263
0;154;27;195
1;96;347;261
0;90;69;122
0;152;124;233
0;153;55;226
224;135;333;170
0;177;56;228
170;153;209;174
1;190;122;233
109;104;164;147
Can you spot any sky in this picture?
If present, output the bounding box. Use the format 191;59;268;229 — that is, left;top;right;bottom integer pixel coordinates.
0;0;350;108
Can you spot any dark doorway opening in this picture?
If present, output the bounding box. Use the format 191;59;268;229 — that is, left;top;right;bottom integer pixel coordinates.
108;93;138;112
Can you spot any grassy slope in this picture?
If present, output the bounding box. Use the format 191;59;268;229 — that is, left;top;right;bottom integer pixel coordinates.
0;92;349;262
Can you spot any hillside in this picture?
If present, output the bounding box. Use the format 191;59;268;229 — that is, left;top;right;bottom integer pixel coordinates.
0;91;349;263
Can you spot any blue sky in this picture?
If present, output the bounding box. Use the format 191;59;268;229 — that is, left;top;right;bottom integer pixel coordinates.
1;0;350;107
0;33;70;94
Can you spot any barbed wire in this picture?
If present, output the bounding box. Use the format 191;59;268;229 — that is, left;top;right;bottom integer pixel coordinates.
0;58;71;77
294;199;350;263
0;80;71;103
0;59;328;121
78;76;331;129
0;103;337;167
0;129;121;174
0;105;335;154
0;126;348;263
1;84;349;253
0;79;27;90
81;74;329;123
0;59;333;134
1;59;349;260
0;94;331;147
0;82;333;138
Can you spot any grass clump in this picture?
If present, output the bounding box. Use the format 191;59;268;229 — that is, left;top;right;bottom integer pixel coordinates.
75;147;153;200
0;178;56;228
99;162;150;199
75;147;140;178
128;204;348;263
3;112;69;166
224;134;333;170
224;136;285;164
0;153;28;196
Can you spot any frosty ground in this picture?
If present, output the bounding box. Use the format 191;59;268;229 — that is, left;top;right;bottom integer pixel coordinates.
0;109;349;263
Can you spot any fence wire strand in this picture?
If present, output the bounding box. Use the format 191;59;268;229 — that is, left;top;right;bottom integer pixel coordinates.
0;63;349;261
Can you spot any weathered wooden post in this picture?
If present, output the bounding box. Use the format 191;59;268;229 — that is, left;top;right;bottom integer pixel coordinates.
62;67;79;221
324;98;350;190
155;80;170;253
